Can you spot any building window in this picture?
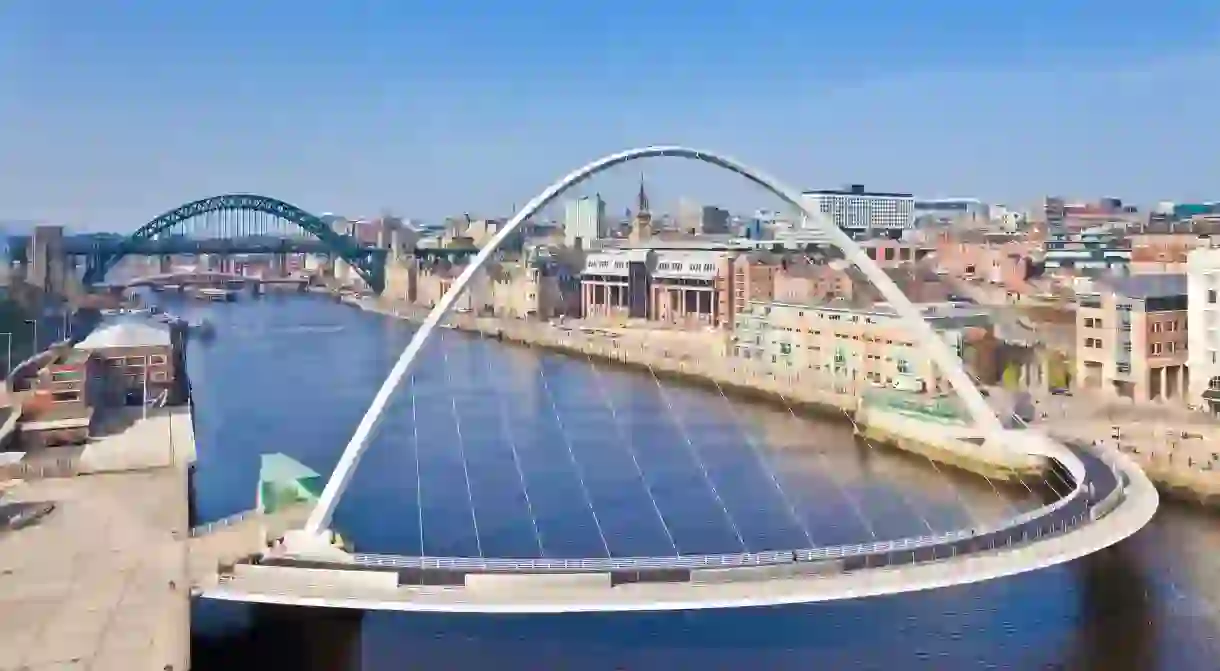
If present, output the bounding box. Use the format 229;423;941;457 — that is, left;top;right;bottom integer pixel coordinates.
1151;343;1162;355
1085;337;1102;348
1083;317;1102;328
149;354;167;365
1210;289;1217;304
1116;363;1131;374
126;355;146;366
1210;376;1220;391
151;371;168;382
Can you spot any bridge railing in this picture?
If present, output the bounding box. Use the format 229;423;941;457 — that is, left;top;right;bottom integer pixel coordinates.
0;457;80;481
190;508;262;538
333;442;1114;579
347;459;1097;574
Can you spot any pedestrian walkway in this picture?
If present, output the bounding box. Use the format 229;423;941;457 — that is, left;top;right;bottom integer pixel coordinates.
0;468;190;671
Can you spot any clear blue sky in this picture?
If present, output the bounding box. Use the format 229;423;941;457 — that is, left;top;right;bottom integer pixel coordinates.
2;1;1218;230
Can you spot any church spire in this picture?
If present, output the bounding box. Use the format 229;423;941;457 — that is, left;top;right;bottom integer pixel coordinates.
635;173;650;216
630;173;653;244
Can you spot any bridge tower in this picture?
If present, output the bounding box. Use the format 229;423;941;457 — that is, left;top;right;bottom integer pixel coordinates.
272;252;288;278
25;225;67;296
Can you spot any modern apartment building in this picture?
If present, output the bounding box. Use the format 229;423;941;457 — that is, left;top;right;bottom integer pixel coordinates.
563;195;607;248
801;184;915;236
1075;275;1188;401
732;300;995;393
1187;248;1220;413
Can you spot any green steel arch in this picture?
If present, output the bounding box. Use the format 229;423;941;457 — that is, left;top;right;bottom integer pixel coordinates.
83;194;386;291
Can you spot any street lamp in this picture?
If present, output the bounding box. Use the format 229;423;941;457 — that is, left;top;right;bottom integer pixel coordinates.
0;332;11;379
23;319;37;354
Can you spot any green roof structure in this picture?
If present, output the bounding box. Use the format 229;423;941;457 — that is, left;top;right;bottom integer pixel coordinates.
257;453;324;515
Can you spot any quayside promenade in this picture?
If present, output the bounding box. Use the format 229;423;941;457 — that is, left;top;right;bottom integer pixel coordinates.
0;406;196;671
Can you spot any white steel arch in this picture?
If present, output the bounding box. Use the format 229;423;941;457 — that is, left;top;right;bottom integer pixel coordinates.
303;146;1005;536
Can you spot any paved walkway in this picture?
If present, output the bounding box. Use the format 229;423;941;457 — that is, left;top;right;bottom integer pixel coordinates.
0;468;190;671
1030;392;1220;495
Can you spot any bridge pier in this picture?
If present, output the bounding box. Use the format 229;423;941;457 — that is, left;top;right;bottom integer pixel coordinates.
234;604;363;670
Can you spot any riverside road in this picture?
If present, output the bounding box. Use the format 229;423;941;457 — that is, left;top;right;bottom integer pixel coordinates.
171;293;1220;671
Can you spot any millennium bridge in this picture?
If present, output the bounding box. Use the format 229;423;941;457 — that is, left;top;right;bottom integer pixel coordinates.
186;146;1158;613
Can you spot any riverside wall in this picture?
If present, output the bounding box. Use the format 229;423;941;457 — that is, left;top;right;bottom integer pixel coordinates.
351;298;1048;482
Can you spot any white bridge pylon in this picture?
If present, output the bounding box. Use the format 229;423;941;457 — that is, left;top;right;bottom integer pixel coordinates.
302;145;1007;538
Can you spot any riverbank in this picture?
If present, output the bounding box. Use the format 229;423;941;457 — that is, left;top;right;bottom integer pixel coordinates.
348;297;1049;483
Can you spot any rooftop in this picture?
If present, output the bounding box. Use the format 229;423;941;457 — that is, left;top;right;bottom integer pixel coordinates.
1098;273;1188;299
75;319;172;350
260;452;321;484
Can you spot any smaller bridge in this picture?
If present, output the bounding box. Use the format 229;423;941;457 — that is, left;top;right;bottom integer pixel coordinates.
122;272;310;289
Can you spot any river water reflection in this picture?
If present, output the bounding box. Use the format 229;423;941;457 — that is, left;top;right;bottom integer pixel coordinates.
174;293;1220;670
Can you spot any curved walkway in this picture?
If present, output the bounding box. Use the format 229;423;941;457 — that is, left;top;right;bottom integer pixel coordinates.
194;437;1158;613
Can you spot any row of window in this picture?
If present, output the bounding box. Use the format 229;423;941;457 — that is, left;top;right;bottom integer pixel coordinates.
1084;337;1180;355
1083;317;1183;332
105;354;168;367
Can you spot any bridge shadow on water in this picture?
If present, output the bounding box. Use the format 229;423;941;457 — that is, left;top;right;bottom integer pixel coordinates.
189;546;1164;671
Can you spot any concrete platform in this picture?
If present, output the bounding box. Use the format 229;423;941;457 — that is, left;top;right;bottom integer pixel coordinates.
0;469;190;670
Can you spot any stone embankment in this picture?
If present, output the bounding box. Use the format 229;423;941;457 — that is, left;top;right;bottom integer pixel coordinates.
350;297;1048;482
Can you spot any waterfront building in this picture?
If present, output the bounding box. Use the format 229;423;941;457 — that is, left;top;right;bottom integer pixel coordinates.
488;260;581;320
732;300;996;394
800;184;915;236
1187;247;1220;413
580;249;652;322
16;319;181;447
730;254;778;315
648;250;733;328
564;195;607;249
579;248;739;328
75;320;179;404
1075;274;1188;402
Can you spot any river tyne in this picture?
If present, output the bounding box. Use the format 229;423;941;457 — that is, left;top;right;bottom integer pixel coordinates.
171;293;1220;670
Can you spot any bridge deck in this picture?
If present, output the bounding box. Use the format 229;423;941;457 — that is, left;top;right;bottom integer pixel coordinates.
198;442;1157;613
